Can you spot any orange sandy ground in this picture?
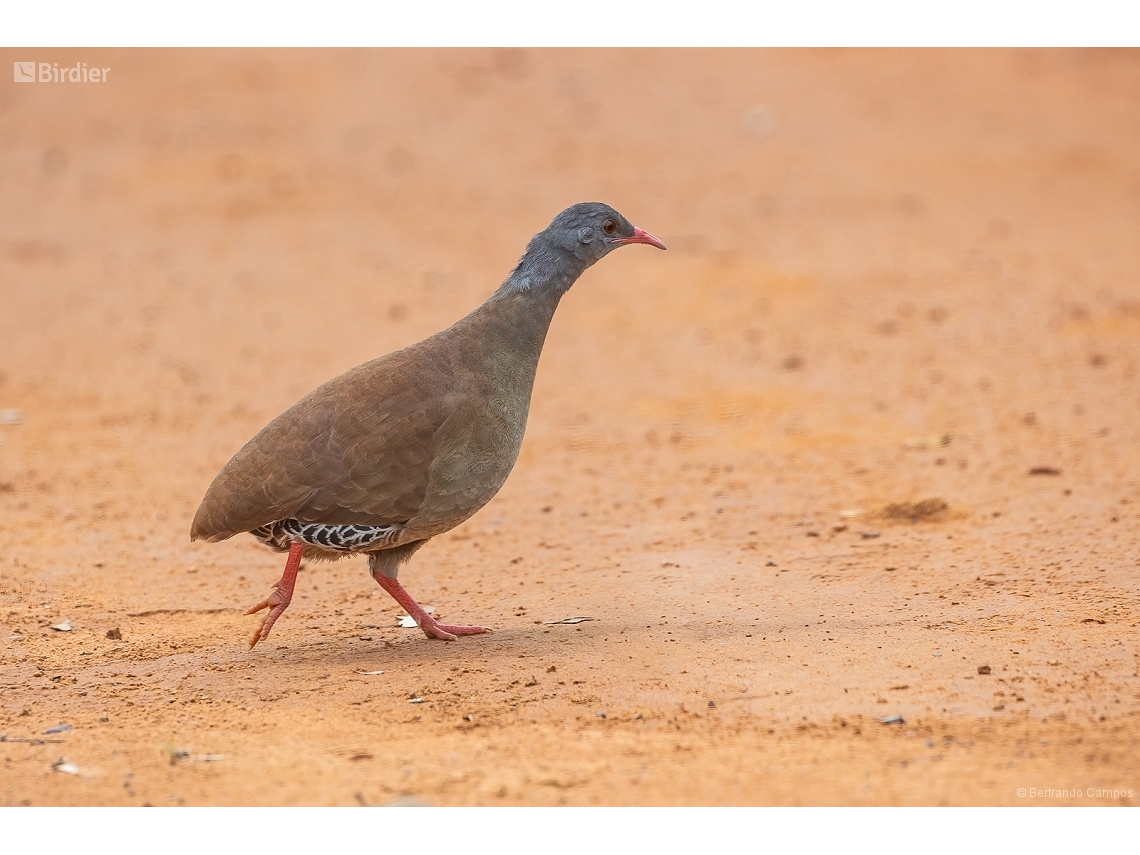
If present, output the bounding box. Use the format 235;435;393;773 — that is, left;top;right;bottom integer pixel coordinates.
1;49;1138;806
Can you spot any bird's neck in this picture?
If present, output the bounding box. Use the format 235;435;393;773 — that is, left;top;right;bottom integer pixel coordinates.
473;279;563;365
490;235;589;303
475;240;578;343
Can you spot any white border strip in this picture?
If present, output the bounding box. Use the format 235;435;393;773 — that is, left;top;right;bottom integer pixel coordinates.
2;806;1137;855
2;1;1137;48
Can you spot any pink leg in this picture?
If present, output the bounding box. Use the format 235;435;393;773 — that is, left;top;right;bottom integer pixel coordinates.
245;541;304;649
374;575;490;641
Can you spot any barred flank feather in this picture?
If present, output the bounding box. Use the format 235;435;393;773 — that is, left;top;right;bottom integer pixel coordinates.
250;519;401;553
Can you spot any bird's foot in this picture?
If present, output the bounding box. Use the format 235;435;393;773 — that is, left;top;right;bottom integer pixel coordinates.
244;584;294;648
417;615;492;642
373;573;490;642
244;541;303;649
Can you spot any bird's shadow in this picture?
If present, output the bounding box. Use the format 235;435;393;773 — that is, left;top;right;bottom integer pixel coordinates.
247;626;549;672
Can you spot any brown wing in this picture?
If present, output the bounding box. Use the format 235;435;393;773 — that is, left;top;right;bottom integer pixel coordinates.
190;349;454;543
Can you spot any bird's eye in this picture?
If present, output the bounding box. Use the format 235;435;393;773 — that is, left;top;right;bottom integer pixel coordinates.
602;219;616;235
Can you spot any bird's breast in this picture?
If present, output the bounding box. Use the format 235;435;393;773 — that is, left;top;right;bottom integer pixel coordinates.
402;359;535;539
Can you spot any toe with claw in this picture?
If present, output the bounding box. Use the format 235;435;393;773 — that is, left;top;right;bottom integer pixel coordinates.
244;541;303;649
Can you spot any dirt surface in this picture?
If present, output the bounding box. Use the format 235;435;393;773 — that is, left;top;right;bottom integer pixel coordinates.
1;49;1138;806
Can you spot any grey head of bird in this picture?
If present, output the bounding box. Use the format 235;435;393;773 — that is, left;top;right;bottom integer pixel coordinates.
500;202;666;298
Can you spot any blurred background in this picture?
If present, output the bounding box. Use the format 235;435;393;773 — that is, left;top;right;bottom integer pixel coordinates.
4;48;1138;539
1;50;1138;806
3;49;1137;501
